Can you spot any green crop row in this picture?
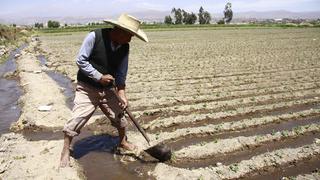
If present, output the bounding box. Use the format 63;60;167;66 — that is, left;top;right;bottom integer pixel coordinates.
37;23;320;34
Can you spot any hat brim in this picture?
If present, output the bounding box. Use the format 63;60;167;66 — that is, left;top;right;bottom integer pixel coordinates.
104;20;148;42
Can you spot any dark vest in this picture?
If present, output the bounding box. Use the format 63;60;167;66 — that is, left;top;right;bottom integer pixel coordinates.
77;28;129;89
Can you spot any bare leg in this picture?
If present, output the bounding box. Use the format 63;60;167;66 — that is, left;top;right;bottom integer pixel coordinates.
118;127;136;151
60;134;73;167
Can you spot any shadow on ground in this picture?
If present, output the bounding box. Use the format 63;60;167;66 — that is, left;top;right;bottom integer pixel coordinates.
72;134;120;159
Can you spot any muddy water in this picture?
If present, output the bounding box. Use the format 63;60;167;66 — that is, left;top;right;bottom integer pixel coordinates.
0;44;27;134
21;125;154;179
73;130;155;180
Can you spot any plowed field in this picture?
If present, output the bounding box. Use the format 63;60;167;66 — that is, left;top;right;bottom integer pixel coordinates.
40;28;320;179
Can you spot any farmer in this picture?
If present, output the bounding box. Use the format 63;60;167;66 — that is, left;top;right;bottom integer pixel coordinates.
60;14;148;167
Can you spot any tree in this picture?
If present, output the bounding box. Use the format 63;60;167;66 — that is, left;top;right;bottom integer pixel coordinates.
182;10;188;24
171;8;183;24
198;6;211;24
47;20;60;28
198;6;205;24
203;11;211;24
164;15;173;24
223;2;233;24
184;12;197;24
189;12;197;24
166;6;208;25
35;22;44;29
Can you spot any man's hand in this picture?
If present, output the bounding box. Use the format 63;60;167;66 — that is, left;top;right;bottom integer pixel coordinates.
117;89;128;109
99;74;114;86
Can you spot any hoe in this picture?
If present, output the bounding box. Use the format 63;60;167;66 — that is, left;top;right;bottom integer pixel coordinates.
109;83;172;162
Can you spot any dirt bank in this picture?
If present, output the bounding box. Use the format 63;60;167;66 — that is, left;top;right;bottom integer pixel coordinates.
0;38;84;179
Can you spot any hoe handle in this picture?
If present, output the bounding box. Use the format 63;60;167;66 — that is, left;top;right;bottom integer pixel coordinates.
124;108;151;144
110;84;151;145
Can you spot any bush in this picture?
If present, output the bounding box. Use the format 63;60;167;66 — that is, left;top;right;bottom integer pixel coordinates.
164;16;173;24
47;20;60;28
217;20;225;24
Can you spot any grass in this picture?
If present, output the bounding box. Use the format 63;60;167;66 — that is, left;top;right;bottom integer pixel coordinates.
0;25;31;45
0;54;8;64
36;23;320;34
229;163;239;172
0;24;31;64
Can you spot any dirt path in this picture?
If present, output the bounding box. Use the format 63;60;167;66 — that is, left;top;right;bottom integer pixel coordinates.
0;38;83;179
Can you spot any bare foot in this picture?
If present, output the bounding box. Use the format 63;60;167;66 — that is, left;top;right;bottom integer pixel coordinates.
60;147;71;167
60;134;73;168
119;141;137;151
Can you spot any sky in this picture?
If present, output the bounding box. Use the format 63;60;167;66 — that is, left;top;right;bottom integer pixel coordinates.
1;0;320;18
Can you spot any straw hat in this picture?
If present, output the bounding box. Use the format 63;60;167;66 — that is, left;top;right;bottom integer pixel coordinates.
104;14;148;42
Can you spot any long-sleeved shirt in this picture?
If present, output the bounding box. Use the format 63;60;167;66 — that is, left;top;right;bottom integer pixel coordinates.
76;31;128;86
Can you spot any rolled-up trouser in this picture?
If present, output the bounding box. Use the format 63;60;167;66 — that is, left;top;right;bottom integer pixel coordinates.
63;81;128;137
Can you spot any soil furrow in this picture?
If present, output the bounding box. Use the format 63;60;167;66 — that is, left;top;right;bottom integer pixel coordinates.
128;66;320;84
127;68;318;94
150;101;320;133
242;155;320;180
152;142;320;180
171;126;320;169
137;89;320;121
130;81;319;111
128;62;319;79
148;108;320;145
143;97;320;130
134;88;320;116
165;115;320;151
294;171;320;180
127;77;318;99
128;81;320;109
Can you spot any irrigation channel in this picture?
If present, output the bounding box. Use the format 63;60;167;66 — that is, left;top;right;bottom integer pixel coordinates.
0;44;27;134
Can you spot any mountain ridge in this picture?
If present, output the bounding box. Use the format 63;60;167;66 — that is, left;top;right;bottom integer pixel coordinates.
1;10;319;25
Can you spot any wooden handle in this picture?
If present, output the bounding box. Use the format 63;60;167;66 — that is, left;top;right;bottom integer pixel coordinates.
109;84;151;144
124;108;151;144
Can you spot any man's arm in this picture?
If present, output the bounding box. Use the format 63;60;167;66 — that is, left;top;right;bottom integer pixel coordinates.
115;53;129;108
76;32;103;82
115;53;128;89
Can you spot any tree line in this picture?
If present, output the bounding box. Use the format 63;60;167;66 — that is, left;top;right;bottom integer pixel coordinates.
34;20;60;29
34;4;232;29
34;21;105;29
164;7;211;25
